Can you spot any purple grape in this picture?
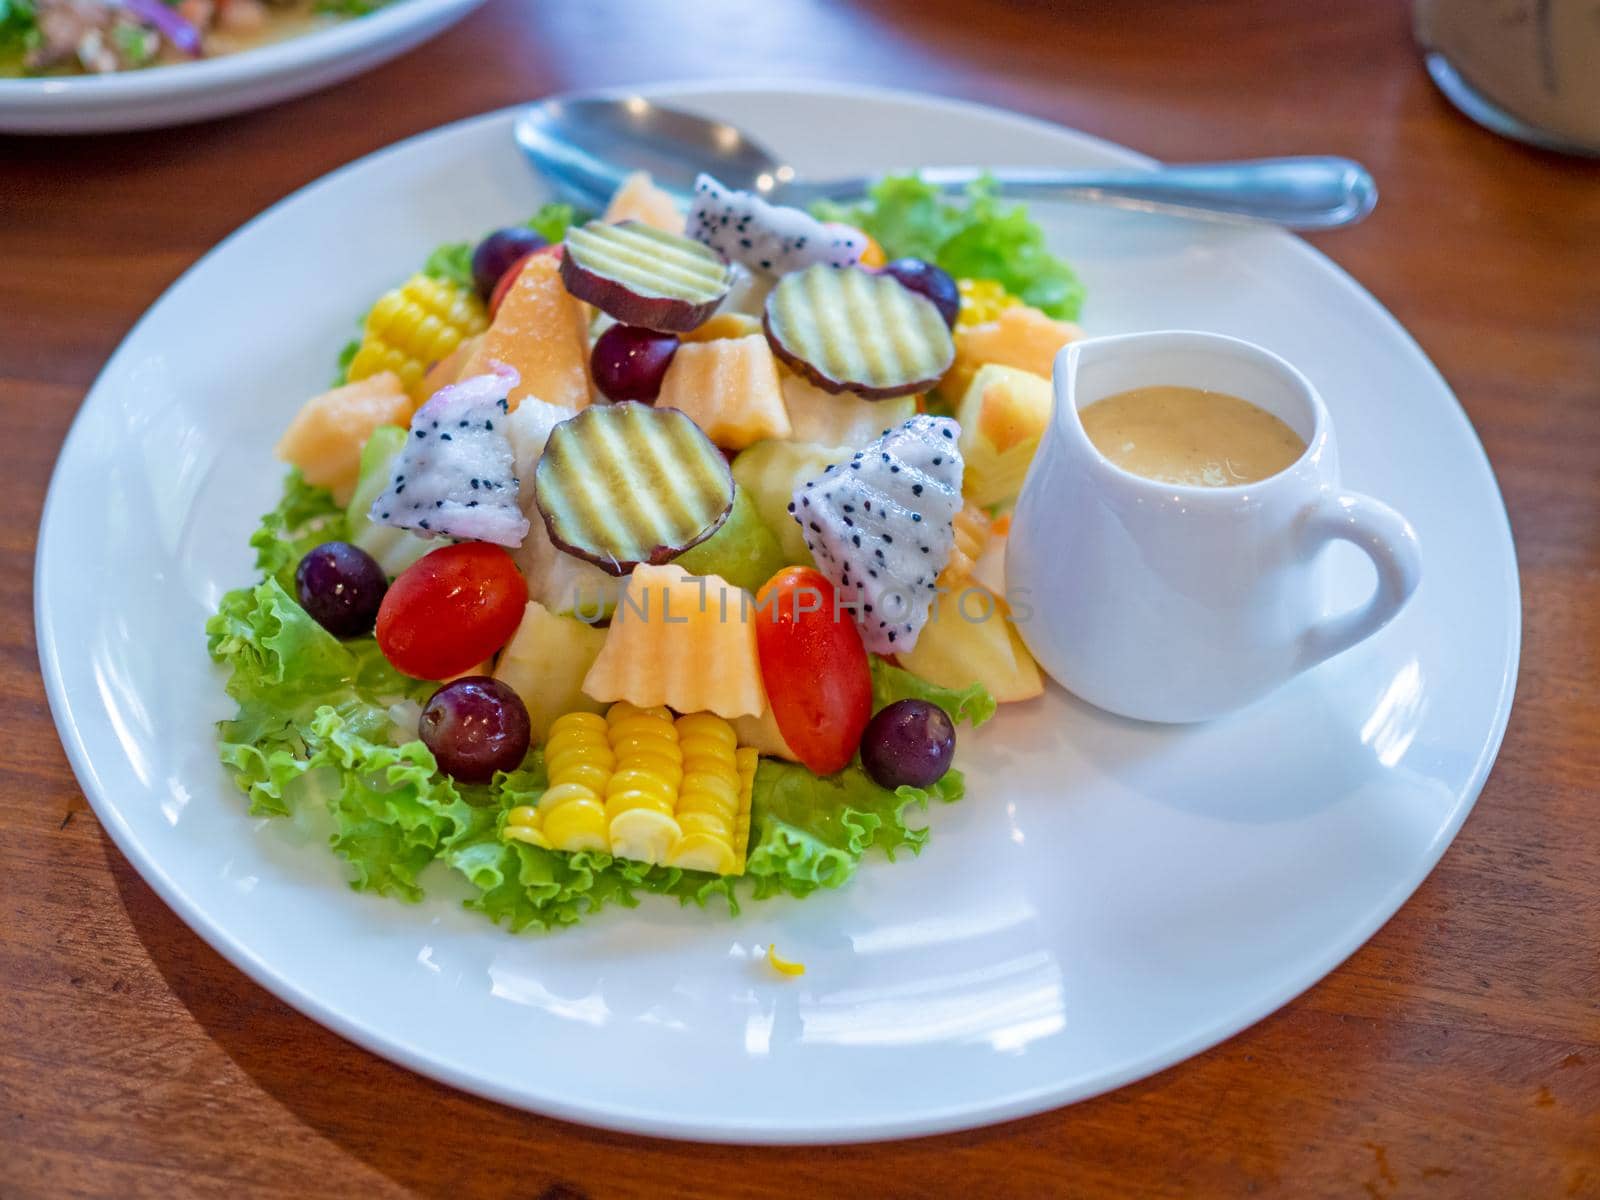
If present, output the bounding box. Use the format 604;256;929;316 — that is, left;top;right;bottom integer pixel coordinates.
419;676;531;782
859;699;956;789
471;227;548;299
880;258;960;329
295;541;387;638
591;323;680;403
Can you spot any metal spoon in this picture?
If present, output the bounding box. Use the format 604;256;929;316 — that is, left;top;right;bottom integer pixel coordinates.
515;95;1377;231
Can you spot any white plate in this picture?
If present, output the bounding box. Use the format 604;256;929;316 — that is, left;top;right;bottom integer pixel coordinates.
35;84;1520;1143
0;0;482;133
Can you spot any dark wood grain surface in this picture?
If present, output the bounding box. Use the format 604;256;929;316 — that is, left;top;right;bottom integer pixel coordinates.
3;1;1598;1195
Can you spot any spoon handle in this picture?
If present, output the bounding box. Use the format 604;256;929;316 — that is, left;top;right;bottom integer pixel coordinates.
785;158;1377;230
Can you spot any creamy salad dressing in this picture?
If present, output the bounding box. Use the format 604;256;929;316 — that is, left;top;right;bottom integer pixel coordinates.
1079;385;1305;487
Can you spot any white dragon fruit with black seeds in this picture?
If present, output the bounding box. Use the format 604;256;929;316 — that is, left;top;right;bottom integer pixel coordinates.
369;367;530;549
789;415;964;654
689;174;866;276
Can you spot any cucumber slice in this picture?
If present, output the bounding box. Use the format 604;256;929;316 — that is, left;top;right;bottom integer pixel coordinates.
561;220;731;333
533;402;734;576
764;264;955;399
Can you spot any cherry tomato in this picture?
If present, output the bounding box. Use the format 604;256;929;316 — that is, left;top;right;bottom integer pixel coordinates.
488;243;565;318
376;543;528;680
753;566;872;776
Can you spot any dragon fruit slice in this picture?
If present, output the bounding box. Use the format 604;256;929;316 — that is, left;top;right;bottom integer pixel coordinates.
688;174;866;276
789;415;965;654
368;367;530;549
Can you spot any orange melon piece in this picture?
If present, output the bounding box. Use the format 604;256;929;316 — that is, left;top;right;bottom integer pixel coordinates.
275;371;411;505
419;333;481;400
459;254;591;411
602;171;687;235
943;304;1083;403
582;564;766;718
655;334;791;450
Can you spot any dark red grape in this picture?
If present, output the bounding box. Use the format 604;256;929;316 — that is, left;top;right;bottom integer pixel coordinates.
591;323;680;403
471;227;548;299
879;258;960;329
419;676;531;782
859;698;956;789
295;541;387;638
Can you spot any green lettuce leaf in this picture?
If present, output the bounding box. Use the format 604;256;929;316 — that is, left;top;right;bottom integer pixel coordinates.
743;759;964;900
527;202;583;244
422;241;474;290
814;173;1085;320
870;657;997;728
244;469;346;592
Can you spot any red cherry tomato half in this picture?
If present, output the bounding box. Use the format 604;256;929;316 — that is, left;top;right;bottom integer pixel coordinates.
753;566;872;776
376;542;528;680
488;243;565;318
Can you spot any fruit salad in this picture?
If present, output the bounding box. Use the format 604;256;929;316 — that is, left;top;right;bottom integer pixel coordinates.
206;170;1084;931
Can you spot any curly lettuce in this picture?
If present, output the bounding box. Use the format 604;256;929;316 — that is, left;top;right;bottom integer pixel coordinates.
814;174;1085;320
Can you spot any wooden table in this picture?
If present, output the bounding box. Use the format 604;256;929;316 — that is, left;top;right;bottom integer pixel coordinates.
4;0;1597;1194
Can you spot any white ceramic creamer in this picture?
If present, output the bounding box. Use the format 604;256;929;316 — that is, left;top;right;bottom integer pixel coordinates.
1006;331;1422;723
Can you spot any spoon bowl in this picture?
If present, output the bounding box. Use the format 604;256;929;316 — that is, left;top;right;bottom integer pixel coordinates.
515;95;791;211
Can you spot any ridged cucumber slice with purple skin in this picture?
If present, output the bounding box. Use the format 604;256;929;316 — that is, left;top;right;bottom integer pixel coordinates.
561;220;732;333
534;402;735;576
763;264;956;399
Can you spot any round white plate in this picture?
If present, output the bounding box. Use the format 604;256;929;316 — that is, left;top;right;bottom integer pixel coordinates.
0;0;482;134
35;84;1520;1143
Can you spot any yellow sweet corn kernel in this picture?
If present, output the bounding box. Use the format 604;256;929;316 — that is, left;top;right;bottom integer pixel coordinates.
956;277;1021;329
767;944;805;976
346;273;488;401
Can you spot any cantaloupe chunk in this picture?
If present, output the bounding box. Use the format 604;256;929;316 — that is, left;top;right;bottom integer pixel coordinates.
582;564;766;718
494;600;608;742
897;577;1043;703
275;371;412;505
956;363;1054;508
655;334;791;450
420;333;481;400
780;371;917;450
942;304;1082;403
602;171;686;235
459;254;591;411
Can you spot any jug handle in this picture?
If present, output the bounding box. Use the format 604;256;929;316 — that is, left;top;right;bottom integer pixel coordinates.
1296;492;1422;669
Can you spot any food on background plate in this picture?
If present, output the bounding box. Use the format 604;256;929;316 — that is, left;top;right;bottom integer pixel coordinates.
1;0;396;78
206;170;1080;931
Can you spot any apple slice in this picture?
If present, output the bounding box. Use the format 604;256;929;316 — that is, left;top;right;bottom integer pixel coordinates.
764;264;954;399
533;402;734;575
561;220;731;332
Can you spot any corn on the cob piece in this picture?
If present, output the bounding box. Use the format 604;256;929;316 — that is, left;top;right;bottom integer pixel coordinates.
955;278;1021;329
346;273;488;401
503;703;755;876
